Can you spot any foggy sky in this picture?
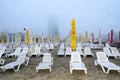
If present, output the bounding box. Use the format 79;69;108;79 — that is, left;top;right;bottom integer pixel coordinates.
0;0;120;39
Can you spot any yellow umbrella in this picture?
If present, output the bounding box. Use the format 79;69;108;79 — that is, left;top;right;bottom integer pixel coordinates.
1;32;4;44
71;19;77;51
25;30;29;45
80;33;82;42
85;31;88;43
56;36;60;42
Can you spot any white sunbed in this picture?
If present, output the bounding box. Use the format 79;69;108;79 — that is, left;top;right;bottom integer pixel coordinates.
70;52;87;74
84;47;94;57
32;46;42;57
0;53;29;72
103;47;116;58
49;44;54;50
110;47;120;59
6;47;22;58
0;47;6;65
36;53;53;72
65;47;72;57
105;43;111;48
95;52;120;74
57;48;64;56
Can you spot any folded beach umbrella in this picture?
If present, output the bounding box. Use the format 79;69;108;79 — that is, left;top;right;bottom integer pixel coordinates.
108;33;110;43
119;31;120;42
1;32;4;44
25;30;29;45
110;29;113;44
98;29;102;47
85;31;88;43
71;19;77;51
79;33;82;42
92;33;94;43
56;36;60;42
7;34;9;44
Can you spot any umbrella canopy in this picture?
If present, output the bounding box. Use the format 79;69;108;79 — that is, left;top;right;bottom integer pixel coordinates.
1;32;4;44
71;19;77;50
7;34;9;43
110;29;113;44
119;31;120;42
85;31;88;43
99;29;102;47
92;33;94;43
25;30;29;45
79;33;82;42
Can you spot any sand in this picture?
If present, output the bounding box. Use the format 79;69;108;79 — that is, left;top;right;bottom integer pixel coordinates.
0;47;120;80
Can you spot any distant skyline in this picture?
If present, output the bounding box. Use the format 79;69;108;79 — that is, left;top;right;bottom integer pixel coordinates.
0;0;120;40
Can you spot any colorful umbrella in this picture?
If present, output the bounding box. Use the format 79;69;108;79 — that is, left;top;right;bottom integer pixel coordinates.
85;31;88;43
1;32;4;44
111;29;113;44
71;19;77;51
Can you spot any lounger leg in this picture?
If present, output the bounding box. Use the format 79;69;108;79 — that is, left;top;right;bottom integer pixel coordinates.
36;69;39;72
84;68;87;74
106;69;110;74
49;67;51;72
100;65;106;73
94;60;98;66
118;70;120;73
13;64;21;72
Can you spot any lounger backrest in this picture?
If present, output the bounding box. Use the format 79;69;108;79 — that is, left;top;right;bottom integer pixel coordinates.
43;53;51;62
71;52;82;62
14;47;21;53
105;43;111;48
21;47;28;54
111;47;119;54
0;47;6;53
66;47;72;53
34;47;40;53
50;44;54;48
84;47;91;53
58;49;64;53
76;47;82;53
103;47;111;53
16;54;26;63
96;52;109;63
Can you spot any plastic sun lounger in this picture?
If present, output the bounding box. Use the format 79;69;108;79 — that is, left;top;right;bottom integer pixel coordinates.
70;52;87;74
57;49;64;56
49;44;54;50
6;47;22;58
110;47;120;59
36;53;53;72
0;47;6;65
65;47;72;57
0;53;29;72
32;46;42;57
84;47;94;57
103;47;116;58
95;52;120;74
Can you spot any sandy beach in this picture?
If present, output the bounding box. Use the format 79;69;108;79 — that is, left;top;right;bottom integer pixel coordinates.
0;47;120;80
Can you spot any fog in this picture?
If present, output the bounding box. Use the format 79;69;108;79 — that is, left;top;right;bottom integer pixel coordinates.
0;0;120;39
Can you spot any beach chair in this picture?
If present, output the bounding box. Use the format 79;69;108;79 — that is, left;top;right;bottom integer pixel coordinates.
65;47;72;57
105;43;111;48
32;46;42;57
0;53;29;72
110;47;120;59
95;52;120;74
6;47;22;57
0;47;6;65
60;43;65;49
49;44;54;50
57;48;64;56
36;53;53;72
70;52;87;74
84;47;94;57
103;47;115;58
76;47;84;56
